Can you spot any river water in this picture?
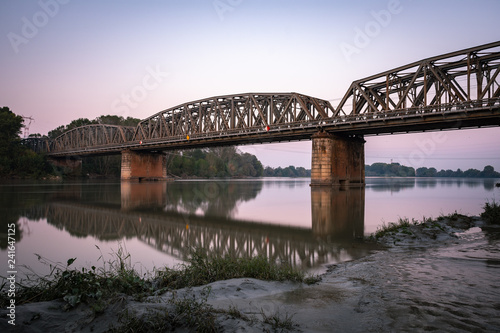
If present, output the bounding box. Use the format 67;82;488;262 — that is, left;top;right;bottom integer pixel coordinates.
1;177;500;331
1;177;498;277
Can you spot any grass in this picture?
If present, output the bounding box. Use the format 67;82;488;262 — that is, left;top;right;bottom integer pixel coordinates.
0;246;313;332
370;211;472;240
371;201;498;241
0;246;153;309
154;248;310;290
371;217;420;239
481;200;500;224
261;308;298;332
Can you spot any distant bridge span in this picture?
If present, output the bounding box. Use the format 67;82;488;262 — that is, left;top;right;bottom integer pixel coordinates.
27;41;500;184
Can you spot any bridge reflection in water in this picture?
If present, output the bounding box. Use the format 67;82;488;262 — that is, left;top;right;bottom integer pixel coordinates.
37;181;371;270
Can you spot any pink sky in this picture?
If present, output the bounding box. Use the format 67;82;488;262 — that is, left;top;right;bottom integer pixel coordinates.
1;0;499;171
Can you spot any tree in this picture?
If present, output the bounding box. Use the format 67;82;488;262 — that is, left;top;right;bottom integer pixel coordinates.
463;168;481;178
480;165;499;178
0;107;24;175
0;107;54;178
0;107;23;154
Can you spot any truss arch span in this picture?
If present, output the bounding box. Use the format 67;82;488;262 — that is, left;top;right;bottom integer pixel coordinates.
132;92;336;142
52;124;136;154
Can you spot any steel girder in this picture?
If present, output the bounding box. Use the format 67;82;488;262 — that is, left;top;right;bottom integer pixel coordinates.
132;93;335;141
21;137;52;154
334;41;500;117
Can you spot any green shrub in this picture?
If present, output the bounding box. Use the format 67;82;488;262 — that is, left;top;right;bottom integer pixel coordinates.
481;201;500;224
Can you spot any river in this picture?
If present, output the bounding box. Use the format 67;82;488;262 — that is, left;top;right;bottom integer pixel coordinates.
2;177;500;331
1;177;498;277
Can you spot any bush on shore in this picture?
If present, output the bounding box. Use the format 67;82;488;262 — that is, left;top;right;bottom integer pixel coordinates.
481;201;500;224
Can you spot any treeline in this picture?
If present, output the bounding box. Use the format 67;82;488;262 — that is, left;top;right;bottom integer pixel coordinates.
366;163;415;177
263;166;311;177
0;109;143;178
416;166;500;178
168;147;263;178
47;115;141;139
0;107;53;178
366;162;500;178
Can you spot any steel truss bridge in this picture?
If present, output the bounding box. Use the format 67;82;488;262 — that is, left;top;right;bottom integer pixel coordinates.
26;41;500;156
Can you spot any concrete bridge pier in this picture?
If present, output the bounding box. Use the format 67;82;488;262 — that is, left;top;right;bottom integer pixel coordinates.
121;149;167;181
310;132;365;187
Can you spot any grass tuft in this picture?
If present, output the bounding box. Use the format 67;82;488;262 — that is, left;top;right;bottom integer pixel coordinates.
261;308;298;331
481;200;500;224
154;248;304;290
372;217;419;239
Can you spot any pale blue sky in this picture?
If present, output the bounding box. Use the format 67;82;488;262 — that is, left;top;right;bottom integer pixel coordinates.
1;0;499;171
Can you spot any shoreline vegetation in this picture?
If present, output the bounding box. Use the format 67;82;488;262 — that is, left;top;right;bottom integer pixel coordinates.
1;248;318;332
2;202;498;332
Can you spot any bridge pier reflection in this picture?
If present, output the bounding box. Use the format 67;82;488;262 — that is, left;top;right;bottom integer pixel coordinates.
311;187;365;240
121;181;167;210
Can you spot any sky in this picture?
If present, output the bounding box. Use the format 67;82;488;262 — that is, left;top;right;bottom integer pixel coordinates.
1;0;499;172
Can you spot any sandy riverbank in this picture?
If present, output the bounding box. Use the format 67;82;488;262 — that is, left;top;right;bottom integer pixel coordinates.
2;214;499;332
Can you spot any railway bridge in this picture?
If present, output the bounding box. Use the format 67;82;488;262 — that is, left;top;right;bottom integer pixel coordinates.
26;41;500;185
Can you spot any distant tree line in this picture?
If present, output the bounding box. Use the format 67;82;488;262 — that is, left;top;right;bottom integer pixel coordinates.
365;163;415;177
366;162;500;178
263;165;311;177
415;166;500;178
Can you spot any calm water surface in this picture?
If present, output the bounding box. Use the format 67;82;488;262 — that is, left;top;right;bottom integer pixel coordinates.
1;177;499;278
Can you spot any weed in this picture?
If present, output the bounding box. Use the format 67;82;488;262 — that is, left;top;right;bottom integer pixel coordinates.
155;248;304;290
261;308;298;332
303;275;322;285
1;247;314;331
373;217;413;239
110;287;219;332
112;308;174;333
481;200;500;224
1;245;153;310
226;305;249;320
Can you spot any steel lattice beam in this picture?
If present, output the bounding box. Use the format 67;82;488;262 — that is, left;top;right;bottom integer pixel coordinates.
334;41;500;116
132;92;335;141
50;124;136;154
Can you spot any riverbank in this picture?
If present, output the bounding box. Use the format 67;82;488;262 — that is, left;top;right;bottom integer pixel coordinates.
2;212;499;332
